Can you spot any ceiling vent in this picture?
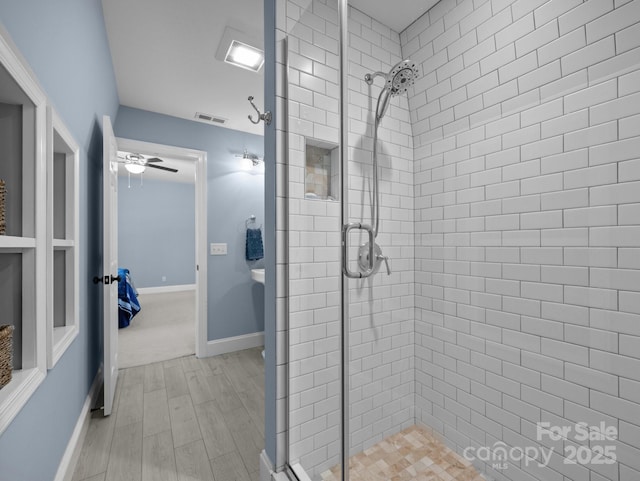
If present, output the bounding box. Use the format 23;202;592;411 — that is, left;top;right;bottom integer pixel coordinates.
194;112;227;124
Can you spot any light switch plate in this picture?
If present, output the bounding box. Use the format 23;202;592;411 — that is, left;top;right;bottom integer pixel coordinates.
210;243;227;255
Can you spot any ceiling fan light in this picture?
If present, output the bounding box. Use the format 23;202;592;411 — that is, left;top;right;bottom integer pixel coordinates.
125;163;146;174
126;153;144;162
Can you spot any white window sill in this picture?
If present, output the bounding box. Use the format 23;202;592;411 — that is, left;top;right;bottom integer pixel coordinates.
0;367;46;435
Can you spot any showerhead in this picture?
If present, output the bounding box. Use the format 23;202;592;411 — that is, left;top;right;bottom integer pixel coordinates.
365;60;419;122
364;59;419;95
385;60;418;96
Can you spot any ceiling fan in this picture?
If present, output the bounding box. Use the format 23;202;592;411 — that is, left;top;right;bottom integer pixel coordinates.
117;153;178;173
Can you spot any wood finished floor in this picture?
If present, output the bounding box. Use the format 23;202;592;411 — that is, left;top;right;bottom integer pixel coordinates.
72;347;265;481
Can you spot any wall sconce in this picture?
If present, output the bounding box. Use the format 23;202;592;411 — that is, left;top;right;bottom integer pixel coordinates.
236;150;263;171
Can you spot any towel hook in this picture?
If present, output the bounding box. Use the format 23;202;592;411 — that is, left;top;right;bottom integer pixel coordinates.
248;96;272;125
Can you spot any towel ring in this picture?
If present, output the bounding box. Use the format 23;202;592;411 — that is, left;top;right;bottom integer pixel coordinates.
246;215;261;228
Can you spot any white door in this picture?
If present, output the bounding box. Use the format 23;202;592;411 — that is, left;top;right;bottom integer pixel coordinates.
102;115;119;416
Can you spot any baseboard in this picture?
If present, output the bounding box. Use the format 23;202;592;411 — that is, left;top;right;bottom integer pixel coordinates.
260;450;274;481
136;284;196;295
54;366;103;481
260;449;294;481
203;331;264;357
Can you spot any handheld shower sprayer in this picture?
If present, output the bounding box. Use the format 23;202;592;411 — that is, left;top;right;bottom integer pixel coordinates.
355;60;419;277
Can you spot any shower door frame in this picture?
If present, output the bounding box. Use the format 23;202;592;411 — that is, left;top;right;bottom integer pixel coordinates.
338;2;350;481
283;1;351;480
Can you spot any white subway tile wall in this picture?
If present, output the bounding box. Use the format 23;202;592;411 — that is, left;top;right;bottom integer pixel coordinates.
280;1;415;477
345;3;416;464
405;0;640;480
281;1;343;476
277;0;640;479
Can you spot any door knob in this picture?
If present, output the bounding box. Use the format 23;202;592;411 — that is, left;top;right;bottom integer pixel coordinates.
93;274;121;284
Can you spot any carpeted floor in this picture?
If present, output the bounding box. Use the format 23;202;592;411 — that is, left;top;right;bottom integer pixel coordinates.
118;290;195;368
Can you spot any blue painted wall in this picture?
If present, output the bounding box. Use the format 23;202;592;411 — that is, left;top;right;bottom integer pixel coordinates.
114;107;265;341
118;177;196;288
0;0;119;479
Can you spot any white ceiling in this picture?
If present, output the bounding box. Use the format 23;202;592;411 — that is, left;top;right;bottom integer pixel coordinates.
351;0;440;33
102;1;438;137
101;0;265;136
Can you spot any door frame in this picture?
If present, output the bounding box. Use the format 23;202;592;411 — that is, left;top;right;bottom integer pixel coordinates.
115;137;208;357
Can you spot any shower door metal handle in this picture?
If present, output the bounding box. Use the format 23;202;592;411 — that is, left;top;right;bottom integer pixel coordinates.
342;222;375;278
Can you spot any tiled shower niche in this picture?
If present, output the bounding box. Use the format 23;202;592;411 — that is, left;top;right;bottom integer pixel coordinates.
305;138;339;201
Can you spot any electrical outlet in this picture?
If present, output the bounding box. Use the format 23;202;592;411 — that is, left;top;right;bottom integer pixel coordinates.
161;276;166;282
210;243;227;255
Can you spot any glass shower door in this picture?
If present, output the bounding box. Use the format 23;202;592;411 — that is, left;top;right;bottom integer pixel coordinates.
283;0;344;479
282;1;417;479
342;2;418;480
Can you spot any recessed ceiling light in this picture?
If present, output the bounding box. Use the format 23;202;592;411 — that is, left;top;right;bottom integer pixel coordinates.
224;40;264;72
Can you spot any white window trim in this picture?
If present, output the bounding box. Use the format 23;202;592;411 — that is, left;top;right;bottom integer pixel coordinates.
46;107;80;369
0;24;48;435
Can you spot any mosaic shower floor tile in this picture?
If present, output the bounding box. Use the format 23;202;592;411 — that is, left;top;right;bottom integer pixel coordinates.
321;425;484;481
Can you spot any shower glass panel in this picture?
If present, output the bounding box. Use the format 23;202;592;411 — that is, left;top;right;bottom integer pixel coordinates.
284;1;639;481
284;0;343;479
343;4;417;481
